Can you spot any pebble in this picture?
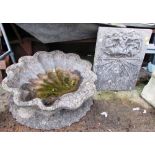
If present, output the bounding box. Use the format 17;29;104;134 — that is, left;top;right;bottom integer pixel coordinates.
143;110;147;114
132;107;140;111
100;112;108;117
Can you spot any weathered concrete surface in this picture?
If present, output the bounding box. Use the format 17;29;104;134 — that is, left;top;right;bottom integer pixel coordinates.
16;23;99;43
10;97;93;130
141;72;155;107
2;51;97;111
93;27;152;91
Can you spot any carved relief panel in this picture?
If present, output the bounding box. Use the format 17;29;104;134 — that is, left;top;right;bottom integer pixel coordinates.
93;27;152;90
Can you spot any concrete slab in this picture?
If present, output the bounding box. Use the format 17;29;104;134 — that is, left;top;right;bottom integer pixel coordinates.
93;27;152;90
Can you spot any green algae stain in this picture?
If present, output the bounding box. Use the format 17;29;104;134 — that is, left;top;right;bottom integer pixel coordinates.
94;83;146;104
94;91;118;102
29;68;80;104
135;83;145;95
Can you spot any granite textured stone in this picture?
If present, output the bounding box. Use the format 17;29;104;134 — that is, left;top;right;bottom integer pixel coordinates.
0;86;9;113
2;51;97;129
141;72;155;107
93;27;152;90
9;96;93;130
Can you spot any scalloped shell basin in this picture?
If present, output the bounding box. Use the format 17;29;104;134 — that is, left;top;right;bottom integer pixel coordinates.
2;51;97;112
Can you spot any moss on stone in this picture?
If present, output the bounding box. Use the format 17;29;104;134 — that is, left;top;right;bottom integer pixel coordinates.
29;68;80;103
93;83;150;109
94;91;118;102
135;83;145;95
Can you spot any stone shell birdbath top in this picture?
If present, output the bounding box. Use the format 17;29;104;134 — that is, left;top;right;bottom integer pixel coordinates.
2;51;97;130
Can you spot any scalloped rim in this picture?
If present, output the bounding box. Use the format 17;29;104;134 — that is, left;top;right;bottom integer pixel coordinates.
2;50;97;111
